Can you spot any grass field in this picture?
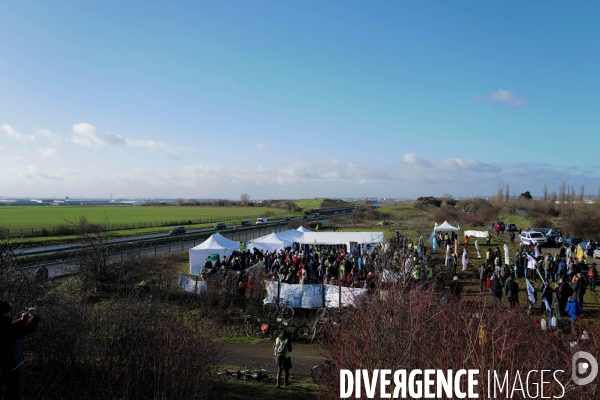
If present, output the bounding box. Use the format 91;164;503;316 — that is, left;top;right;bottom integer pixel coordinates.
294;198;352;211
0;205;289;233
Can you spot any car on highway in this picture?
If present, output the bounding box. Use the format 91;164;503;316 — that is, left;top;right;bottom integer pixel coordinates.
240;220;252;227
284;216;291;221
214;222;227;230
520;231;547;246
169;226;186;235
255;218;267;225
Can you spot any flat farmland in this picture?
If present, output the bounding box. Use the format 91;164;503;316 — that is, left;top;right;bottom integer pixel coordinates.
0;205;287;231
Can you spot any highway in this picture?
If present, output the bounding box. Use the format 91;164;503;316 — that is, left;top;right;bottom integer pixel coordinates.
15;206;356;279
14;207;354;257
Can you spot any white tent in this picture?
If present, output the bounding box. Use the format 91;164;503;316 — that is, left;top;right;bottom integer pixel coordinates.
189;233;240;275
296;226;311;233
296;231;385;245
434;221;459;232
247;229;304;253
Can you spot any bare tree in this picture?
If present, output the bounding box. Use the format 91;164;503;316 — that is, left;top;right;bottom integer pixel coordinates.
579;185;585;202
240;193;250;206
174;198;185;206
505;183;510;201
543;184;548;201
569;185;576;203
559;181;566;203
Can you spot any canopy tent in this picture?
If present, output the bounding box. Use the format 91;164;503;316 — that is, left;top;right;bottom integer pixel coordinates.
246;229;304;253
428;221;460;249
434;221;460;232
296;231;385;245
189;233;240;275
296;226;312;233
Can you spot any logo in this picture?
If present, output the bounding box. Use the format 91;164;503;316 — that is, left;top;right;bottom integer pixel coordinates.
572;351;598;386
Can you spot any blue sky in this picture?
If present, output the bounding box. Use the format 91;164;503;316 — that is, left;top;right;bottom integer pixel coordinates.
1;1;599;199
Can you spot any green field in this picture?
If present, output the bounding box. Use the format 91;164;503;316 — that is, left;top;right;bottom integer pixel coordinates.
0;205;288;232
294;198;352;211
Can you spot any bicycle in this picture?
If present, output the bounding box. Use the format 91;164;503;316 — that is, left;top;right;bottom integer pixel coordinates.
263;297;294;321
242;314;274;339
311;360;337;384
217;364;269;381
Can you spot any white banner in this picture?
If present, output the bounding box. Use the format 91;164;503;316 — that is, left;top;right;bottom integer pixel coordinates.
178;274;208;294
265;281;367;308
464;230;490;238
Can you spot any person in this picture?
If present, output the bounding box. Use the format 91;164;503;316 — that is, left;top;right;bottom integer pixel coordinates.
565;297;583;324
504;275;519;309
540;281;553;318
274;328;292;388
449;276;462;299
0;301;40;400
572;273;587;306
490;274;502;310
478;264;486;291
588;263;597;291
509;231;515;244
555;277;573;317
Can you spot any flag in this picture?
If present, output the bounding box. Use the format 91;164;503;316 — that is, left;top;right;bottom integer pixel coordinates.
526;253;537;269
316;224;319;230
503;244;509;266
526;278;536;304
433;237;438;253
208;253;219;261
577;244;585;261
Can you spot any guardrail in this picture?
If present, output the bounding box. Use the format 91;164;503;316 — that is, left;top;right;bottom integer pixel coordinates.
12;218;328;268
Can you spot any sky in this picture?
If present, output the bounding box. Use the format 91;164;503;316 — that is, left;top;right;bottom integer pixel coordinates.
1;1;600;200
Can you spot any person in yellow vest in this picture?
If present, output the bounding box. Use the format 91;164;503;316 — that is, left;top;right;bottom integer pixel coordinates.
274;328;292;388
412;268;420;281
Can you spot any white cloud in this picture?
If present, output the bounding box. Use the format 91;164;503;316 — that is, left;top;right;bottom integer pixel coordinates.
71;122;125;149
475;88;526;108
34;128;62;146
125;138;180;158
2;124;36;142
37;148;58;157
2;151;599;199
256;143;267;150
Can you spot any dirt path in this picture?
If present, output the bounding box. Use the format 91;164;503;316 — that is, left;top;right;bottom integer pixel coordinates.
221;341;330;381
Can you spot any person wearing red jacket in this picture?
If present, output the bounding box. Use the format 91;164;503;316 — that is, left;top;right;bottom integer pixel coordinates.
0;300;40;400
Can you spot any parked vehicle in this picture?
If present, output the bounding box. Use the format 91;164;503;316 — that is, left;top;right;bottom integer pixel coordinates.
214;222;227;230
506;223;518;232
255;217;268;225
169;226;186;235
520;231;548;246
493;221;505;231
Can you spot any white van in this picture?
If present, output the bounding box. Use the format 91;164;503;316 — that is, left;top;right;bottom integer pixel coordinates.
256;217;267;225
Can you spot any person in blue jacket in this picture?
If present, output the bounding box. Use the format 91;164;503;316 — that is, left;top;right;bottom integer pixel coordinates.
565;296;583;321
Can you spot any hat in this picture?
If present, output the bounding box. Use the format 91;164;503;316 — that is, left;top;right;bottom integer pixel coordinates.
453;276;459;281
0;300;12;315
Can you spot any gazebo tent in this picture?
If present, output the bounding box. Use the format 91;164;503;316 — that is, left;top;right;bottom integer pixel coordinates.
434;221;459;232
189;233;240;275
296;226;311;233
296;231;385;245
246;229;304;252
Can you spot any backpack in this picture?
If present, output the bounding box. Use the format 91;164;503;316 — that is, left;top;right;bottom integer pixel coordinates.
274;338;287;357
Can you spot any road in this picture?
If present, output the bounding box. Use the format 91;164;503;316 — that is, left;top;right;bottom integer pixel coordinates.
15;207;353;257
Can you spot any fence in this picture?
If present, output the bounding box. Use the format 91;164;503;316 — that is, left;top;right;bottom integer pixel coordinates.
2;212;289;238
17;223;295;274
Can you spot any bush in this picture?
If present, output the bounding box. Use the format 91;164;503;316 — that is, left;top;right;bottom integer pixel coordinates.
318;286;600;399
